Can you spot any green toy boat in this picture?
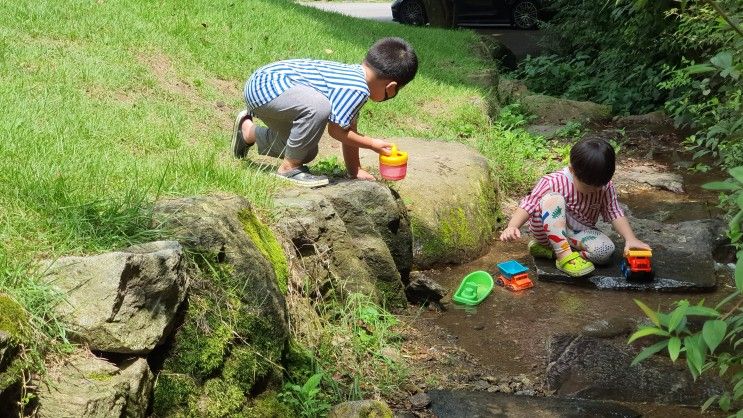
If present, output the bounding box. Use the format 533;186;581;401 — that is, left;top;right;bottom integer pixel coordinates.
452;271;494;306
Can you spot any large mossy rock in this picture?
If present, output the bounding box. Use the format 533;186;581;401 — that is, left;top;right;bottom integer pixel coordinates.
496;78;612;125
360;138;498;268
42;241;187;354
36;352;153;418
519;94;611;125
151;194;290;417
274;180;411;307
0;294;30;417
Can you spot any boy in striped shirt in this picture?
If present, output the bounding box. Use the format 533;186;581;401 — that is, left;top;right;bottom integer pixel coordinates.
500;138;651;277
232;37;418;187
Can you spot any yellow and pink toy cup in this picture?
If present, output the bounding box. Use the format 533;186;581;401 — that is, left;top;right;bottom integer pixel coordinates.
379;144;408;181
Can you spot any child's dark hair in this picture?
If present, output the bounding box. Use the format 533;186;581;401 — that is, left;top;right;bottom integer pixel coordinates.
570;138;616;187
364;37;418;87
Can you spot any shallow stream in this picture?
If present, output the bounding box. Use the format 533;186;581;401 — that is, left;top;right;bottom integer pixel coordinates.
413;159;733;417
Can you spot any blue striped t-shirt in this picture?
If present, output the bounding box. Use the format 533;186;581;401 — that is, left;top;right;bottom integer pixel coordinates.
244;59;370;129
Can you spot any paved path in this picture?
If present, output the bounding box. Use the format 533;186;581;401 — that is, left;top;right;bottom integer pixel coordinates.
300;2;543;58
301;2;393;22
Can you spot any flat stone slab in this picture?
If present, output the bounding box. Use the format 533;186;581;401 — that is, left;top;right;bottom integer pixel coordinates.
428;390;640;418
533;217;727;291
534;247;716;291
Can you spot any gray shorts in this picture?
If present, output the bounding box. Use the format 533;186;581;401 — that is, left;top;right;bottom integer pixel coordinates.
248;84;331;163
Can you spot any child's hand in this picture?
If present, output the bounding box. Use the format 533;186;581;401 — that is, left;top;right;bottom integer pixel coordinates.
371;138;392;156
500;226;521;241
353;168;376;181
624;238;651;253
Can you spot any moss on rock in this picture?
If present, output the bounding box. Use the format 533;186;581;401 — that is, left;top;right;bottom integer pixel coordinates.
0;294;29;341
152;373;198;417
161;297;232;380
242;391;294;418
412;179;499;266
238;209;288;294
328;399;394;418
197;378;245;418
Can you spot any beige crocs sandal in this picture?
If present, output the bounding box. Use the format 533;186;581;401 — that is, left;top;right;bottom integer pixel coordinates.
556;251;595;277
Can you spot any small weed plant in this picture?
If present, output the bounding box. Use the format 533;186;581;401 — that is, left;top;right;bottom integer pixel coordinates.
279;372;331;418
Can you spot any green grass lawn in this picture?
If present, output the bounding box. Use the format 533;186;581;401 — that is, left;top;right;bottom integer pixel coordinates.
0;0;553;339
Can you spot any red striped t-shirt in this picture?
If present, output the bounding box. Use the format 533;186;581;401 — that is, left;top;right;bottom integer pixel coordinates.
519;167;625;241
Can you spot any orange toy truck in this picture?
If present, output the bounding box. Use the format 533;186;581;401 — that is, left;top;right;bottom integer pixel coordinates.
496;260;534;291
620;249;654;281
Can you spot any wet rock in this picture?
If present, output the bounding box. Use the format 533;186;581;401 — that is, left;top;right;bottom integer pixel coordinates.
429;389;640;417
535;218;724;291
410;392;431;409
581;317;637;338
274;181;410;307
546;334;723;405
405;271;446;306
42;241;187;354
328;399;393;418
37;352;154;418
613;164;685;194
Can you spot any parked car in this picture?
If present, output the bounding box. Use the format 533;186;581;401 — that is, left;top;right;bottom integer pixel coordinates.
391;0;544;29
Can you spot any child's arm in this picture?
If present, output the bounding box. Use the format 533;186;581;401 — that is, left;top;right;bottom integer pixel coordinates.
328;121;391;179
611;216;651;253
501;175;552;242
601;182;651;252
500;208;530;241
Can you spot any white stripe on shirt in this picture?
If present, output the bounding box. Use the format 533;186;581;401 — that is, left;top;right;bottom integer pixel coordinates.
244;59;369;129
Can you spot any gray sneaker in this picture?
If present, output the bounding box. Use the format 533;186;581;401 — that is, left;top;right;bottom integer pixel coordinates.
275;166;329;188
232;110;252;159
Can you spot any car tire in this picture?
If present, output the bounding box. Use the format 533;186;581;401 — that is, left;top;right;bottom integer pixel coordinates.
512;0;539;29
398;0;427;26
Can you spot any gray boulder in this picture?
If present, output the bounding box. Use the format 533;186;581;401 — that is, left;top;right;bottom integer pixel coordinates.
42;241;187;354
520;94;611;125
546;334;723;405
37;353;153;418
358;138;498;269
314;138;499;270
274;180;410;307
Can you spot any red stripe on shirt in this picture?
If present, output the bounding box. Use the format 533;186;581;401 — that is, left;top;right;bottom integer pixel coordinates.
518;168;625;236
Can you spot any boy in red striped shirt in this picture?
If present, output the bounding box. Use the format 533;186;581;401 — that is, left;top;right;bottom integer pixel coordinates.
500;138;650;277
